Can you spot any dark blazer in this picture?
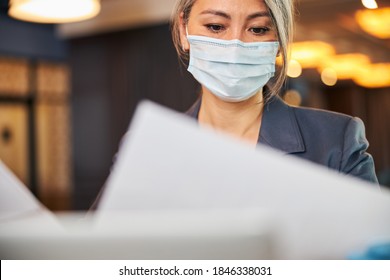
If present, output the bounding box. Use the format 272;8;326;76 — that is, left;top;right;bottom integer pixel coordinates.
186;96;379;184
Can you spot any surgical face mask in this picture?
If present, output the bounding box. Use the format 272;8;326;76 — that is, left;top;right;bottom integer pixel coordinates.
186;35;279;102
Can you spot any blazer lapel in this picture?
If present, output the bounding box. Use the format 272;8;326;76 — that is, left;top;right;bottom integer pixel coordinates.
259;96;305;154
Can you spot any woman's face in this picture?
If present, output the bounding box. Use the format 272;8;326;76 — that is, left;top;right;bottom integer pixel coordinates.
180;0;278;50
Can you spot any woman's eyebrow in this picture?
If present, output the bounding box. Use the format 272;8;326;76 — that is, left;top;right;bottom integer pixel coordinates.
200;9;231;19
247;11;270;20
199;10;270;20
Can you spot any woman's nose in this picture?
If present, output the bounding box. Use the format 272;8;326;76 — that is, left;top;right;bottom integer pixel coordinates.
225;27;246;42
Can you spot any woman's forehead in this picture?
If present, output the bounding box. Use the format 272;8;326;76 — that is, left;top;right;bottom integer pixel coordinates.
190;0;269;16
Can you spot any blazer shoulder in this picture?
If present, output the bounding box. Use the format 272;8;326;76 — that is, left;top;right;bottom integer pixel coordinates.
267;99;378;184
289;105;359;137
291;105;353;125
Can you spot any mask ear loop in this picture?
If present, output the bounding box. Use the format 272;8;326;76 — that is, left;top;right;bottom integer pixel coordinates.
183;26;189;52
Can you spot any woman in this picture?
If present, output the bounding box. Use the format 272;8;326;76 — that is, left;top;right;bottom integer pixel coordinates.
170;0;378;184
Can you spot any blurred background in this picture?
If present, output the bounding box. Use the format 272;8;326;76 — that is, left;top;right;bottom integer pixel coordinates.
0;0;389;211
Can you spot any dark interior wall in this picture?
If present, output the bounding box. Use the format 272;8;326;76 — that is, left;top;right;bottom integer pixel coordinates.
0;13;67;60
69;23;199;210
365;89;390;185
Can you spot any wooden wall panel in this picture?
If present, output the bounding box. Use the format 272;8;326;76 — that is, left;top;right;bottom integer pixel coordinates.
0;57;72;211
0;104;29;185
35;62;72;210
0;57;29;96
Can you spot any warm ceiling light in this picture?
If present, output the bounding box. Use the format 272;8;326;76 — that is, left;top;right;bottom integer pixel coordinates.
8;0;101;24
361;0;378;9
353;63;390;88
321;68;338;86
318;53;371;80
287;59;302;78
355;8;390;39
283;90;302;107
291;41;335;68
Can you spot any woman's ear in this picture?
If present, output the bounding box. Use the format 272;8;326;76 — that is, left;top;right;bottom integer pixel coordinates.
179;12;190;52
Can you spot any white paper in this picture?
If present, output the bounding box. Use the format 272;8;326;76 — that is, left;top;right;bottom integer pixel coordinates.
97;100;390;259
0;160;45;222
1;209;274;259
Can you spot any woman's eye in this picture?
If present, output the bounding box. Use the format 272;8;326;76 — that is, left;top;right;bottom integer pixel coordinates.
205;24;224;33
250;27;269;35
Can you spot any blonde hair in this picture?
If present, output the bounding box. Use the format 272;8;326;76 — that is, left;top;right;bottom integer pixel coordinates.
171;0;294;103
